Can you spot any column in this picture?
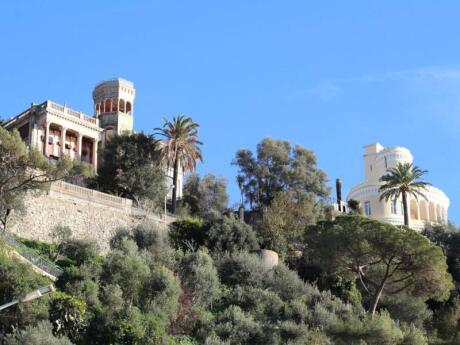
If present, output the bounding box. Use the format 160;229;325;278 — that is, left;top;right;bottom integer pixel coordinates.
60;126;67;158
44;122;50;156
92;139;98;172
416;202;420;220
32;123;38;148
425;203;430;222
27;119;33;147
77;134;83;161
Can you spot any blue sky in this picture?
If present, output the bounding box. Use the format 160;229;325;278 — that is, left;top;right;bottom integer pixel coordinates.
1;1;459;223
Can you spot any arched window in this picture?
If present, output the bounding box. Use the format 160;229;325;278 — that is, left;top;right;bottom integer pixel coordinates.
126;101;132;114
419;200;428;220
384;156;388;169
429;202;437;222
112;99;118;112
410;199;419;220
104;99;111;113
119;99;125;113
436;204;442;222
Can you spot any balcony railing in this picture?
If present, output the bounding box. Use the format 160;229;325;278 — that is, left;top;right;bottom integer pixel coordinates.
45;101;99;127
50;181;132;210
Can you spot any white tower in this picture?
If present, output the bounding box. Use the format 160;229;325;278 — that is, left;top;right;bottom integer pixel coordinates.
92;78;135;135
347;142;449;230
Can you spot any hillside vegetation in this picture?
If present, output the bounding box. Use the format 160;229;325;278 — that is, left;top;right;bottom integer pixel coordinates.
1;124;460;344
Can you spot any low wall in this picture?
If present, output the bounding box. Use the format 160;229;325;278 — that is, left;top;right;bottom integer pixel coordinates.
8;182;174;254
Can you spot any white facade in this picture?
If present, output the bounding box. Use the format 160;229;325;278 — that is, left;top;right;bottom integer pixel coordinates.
347;143;449;230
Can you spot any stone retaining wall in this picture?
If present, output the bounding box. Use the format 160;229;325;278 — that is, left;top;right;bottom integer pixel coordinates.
8;183;173;254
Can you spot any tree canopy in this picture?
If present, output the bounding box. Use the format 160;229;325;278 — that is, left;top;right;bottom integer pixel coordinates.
181;173;229;218
232;138;330;211
256;190;325;256
154;116;203;213
0;127;92;230
96;132;166;208
305;215;453;315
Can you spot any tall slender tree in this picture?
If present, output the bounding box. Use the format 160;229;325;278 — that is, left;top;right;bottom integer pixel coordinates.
154;116;203;213
379;162;430;226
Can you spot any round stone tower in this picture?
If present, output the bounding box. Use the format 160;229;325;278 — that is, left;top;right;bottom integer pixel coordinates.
92;78;135;135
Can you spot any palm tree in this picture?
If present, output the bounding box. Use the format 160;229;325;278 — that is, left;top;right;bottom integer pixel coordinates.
154;116;203;213
379;162;430;226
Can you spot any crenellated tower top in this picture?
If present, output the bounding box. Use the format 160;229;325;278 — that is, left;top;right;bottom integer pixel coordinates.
92;78;135;135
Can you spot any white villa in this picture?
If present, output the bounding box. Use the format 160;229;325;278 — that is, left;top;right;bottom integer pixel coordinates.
347;143;449;230
2;78;183;199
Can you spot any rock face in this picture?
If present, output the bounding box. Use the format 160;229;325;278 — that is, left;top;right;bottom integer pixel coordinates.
8;186;171;254
260;249;279;270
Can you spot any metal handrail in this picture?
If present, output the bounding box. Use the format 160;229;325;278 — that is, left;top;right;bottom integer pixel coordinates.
1;231;63;278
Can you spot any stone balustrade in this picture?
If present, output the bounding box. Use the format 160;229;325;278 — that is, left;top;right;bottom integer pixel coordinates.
49;181;132;210
46;100;99;127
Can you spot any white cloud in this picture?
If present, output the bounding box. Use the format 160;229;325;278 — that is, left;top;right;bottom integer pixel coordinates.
307;66;460;96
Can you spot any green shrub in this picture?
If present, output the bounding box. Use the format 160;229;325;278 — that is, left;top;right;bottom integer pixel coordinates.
49;291;87;342
112;222;176;269
140;264;181;321
217;252;267;288
206;215;259;254
380;295;432;328
60;239;101;266
264;263;306;301
278;320;310;343
220;286;284;322
0;251;50;334
108;306;149;344
56;262;101;309
169;217;207;252
204;334;230;345
101;238;150;306
17;237;58;261
4;321;73;345
361;311;404;345
180;249;221;308
170;215;259;254
213;306;265;345
172;335;200;345
401;325;428;345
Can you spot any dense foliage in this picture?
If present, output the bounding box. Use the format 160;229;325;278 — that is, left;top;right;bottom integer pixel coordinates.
305;215;453;315
181;173;229;218
1;127;459;344
0;127;92;230
95;133;166;208
3;215;459;344
232;138;330;211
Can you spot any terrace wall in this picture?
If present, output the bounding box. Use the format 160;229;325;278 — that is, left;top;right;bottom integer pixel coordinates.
8;181;174;254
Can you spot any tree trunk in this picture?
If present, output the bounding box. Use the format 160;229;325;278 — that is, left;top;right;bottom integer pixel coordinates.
370;284;385;317
171;156;179;214
402;191;409;226
369;264;391;317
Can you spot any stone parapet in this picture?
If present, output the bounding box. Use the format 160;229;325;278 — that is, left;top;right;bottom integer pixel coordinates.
9;182;175;254
49;181;132;211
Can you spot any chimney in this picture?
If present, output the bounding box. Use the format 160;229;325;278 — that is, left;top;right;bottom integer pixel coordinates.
336;178;343;212
239;205;245;223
